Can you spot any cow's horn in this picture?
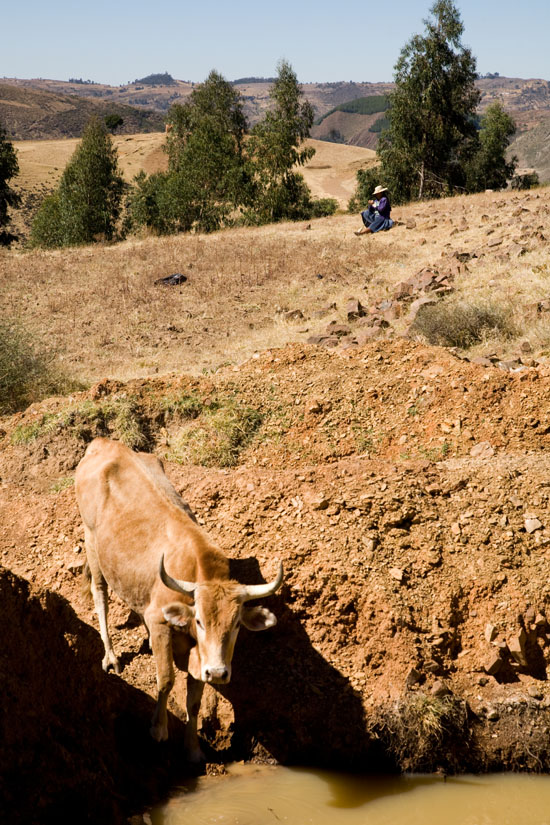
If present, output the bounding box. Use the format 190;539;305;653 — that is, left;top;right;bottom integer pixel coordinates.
242;562;283;601
159;554;196;597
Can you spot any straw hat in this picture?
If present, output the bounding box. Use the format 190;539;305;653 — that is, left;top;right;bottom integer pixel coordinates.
372;185;388;196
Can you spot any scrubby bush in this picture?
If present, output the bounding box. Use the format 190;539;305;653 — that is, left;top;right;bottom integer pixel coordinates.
348;166;379;212
0;319;82;414
410;298;516;348
374;694;471;772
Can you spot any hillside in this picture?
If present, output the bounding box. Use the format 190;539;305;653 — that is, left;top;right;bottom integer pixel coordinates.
2;185;550;817
0;82;165;140
9;135;376;242
509;115;550;183
1;77;395;128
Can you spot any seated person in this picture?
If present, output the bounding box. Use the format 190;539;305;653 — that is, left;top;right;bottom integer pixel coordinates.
355;185;394;235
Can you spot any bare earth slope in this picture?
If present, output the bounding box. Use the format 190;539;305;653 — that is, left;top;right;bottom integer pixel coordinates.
2;185;550;817
0;82;164;139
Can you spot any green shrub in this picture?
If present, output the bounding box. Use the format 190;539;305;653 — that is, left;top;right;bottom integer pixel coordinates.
10;396;148;449
0;319;82;414
410;298;516;348
310;197;338;218
369;116;390;133
315;95;390;125
166;397;262;467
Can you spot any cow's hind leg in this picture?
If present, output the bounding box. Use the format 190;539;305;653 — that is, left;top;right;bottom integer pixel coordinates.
84;526;120;674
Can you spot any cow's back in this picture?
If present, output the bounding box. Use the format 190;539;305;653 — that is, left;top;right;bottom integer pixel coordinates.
75;438;208;613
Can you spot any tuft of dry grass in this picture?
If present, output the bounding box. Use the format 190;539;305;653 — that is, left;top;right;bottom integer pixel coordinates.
410;297;516;348
0;318;84;414
373;693;471;773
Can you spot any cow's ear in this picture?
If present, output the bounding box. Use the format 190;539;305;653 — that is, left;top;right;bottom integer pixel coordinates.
241;606;277;631
162;603;193;628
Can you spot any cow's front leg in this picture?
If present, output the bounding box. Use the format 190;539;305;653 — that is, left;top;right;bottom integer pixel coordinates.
148;621;175;742
185;671;205;762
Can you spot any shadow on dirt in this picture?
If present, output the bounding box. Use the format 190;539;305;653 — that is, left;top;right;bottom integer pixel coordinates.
0;568;186;825
215;557;381;769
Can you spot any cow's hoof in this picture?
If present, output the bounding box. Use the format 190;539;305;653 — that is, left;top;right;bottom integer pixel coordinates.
102;652;121;674
150;723;169;742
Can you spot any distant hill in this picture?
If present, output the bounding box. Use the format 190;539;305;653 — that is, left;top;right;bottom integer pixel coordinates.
508;116;550;183
311;95;391;149
134;72;176;86
315;95;390;125
3;75;550;180
0;83;165;140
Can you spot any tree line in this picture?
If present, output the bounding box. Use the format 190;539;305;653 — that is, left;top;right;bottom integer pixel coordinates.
0;61;337;249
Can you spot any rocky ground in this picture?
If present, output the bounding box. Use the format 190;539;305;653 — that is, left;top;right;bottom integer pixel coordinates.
3;334;550;819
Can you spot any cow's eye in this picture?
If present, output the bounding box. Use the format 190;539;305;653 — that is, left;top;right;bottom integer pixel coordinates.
196;617;204;630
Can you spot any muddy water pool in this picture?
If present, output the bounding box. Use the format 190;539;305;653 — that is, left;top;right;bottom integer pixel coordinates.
150;764;550;824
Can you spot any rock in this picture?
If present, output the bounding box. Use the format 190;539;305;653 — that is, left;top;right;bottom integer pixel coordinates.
485;623;497;643
346;299;365;321
484;652;504;676
307;495;330;511
408;296;437;324
382;303;402;322
154;273;188;286
508;629;528;667
527;685;543;700
393;282;414;300
325;322;351;338
305;399;323;415
486;707;500;721
390;567;404;582
525;517;543;534
321;337;340;349
469;441;495;459
405;667;422;687
283;309;304;322
470;356;493;368
477;676;489;686
431;680;451;698
520;340;533;354
355;328;385;346
451;522;461;537
524;607;536;624
66;560;85;575
406;219;417;229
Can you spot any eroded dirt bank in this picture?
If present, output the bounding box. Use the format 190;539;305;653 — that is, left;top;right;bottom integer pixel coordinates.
3;340;550;819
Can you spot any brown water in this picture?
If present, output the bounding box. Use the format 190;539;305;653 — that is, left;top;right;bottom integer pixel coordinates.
151;764;550;825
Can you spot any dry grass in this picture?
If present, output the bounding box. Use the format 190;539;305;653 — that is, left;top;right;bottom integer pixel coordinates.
2;160;550;387
373;693;471;773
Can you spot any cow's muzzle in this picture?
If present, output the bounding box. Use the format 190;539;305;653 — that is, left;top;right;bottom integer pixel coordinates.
203;666;230;684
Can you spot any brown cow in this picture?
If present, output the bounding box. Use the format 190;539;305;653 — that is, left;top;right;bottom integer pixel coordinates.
75;437;283;761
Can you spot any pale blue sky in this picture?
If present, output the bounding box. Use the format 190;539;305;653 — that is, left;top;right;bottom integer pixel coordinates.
3;0;549;85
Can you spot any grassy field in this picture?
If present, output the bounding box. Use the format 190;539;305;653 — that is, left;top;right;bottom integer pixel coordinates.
9;133;377;243
2;176;549;389
12;133;376;202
